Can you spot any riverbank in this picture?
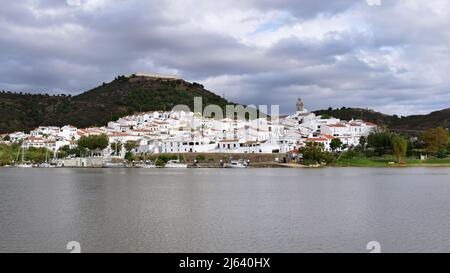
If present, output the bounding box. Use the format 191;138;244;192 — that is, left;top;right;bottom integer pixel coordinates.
3;152;450;168
334;157;450;167
3;163;450;168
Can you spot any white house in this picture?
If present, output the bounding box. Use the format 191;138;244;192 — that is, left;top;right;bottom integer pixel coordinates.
8;131;28;142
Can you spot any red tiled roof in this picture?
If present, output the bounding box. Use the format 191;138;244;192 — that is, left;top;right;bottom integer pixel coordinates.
108;133;132;137
327;124;347;128
305;138;328;142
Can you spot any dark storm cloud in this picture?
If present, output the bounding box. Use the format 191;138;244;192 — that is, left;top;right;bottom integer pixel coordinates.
0;0;449;115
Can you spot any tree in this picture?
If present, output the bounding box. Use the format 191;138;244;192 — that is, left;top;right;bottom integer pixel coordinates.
421;127;449;155
359;136;367;151
124;151;134;161
391;136;408;163
95;134;109;151
110;142;123;156
299;142;334;165
330;138;343;152
367;127;394;155
30;147;54;163
195;154;206;162
447;138;450;154
124;141;138;152
77;134;109;156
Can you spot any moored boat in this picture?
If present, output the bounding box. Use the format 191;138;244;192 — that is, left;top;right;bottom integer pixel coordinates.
38;163;56;168
15;163;33;168
164;160;188;168
225;159;248;168
103;162;125;168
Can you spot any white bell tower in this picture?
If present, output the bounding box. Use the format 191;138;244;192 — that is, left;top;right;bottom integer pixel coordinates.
296;98;304;113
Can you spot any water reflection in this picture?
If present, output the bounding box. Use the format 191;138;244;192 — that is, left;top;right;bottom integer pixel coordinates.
0;167;449;252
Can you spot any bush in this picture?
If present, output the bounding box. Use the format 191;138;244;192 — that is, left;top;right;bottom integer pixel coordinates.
299;142;335;165
155;158;165;167
340;148;364;159
367;127;394;156
436;150;447;159
124;151;134;161
195;154;206;162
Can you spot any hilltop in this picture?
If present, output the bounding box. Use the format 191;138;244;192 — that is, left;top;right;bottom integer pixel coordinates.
314;107;450;135
0;74;232;133
1;74;449;134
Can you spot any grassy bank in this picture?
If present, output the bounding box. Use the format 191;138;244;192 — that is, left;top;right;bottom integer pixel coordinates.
335;156;450;167
0;144;17;165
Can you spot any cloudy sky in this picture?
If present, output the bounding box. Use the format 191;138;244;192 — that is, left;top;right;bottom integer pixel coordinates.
1;0;449;115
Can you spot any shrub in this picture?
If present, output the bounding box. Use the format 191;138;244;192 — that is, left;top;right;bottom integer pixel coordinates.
195;154;206;161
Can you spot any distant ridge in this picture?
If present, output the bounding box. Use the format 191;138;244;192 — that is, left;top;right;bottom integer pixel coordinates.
314;107;450;135
0;74;233;133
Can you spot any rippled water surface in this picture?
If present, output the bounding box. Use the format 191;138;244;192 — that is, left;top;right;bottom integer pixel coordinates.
1;167;450;252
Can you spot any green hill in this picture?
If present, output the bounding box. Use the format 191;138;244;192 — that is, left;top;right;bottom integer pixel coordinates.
0;75;233;133
314;107;450;135
1;75;449;135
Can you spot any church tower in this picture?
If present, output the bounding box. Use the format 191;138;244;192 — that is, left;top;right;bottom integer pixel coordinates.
296;98;304;113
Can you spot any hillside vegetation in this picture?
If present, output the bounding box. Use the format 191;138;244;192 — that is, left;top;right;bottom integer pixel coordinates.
314;107;450;135
1;75;449;134
0;75;232;133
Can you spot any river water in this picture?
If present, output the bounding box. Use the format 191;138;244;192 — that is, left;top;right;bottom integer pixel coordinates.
0;167;449;253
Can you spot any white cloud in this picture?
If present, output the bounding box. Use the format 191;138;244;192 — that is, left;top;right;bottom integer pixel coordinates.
66;0;82;6
366;0;382;6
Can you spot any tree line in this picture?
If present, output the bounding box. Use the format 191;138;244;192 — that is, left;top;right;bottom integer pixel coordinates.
297;127;449;165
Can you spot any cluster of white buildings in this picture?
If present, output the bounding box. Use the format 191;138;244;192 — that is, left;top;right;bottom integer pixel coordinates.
4;99;377;157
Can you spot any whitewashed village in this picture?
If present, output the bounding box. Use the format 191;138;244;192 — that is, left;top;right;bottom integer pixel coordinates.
2;95;377;167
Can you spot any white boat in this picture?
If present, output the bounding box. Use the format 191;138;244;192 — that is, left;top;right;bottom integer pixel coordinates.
38;163;55;168
225;159;248;168
103;162;125;168
136;160;156;168
165;160;188;168
15;163;33;168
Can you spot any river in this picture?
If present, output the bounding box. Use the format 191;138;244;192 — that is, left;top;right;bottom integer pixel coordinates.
0;167;449;252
